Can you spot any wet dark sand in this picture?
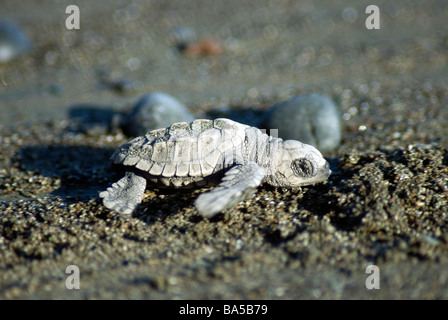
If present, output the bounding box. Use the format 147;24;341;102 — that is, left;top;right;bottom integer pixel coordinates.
1;0;448;299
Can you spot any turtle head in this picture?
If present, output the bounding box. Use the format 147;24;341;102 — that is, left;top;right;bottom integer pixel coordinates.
268;140;331;188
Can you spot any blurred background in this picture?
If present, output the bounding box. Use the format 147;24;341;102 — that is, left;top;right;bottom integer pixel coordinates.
1;0;447;126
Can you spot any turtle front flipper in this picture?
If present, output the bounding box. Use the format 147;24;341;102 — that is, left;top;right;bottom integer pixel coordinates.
195;163;266;218
99;171;147;215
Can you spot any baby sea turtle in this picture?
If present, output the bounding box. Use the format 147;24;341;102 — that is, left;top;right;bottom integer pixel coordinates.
99;118;331;218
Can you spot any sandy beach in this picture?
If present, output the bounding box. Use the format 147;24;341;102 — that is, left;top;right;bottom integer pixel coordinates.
1;0;448;299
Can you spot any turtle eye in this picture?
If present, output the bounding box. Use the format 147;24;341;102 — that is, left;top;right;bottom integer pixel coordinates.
291;158;315;177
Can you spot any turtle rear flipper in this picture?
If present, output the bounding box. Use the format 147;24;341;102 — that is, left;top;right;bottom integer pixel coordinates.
195;163;265;218
99;171;147;215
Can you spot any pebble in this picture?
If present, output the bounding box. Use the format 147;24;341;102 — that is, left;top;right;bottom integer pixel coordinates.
172;26;197;51
122;92;195;136
106;78;142;95
171;26;222;58
95;69;142;95
0;19;31;63
182;37;223;58
261;93;341;152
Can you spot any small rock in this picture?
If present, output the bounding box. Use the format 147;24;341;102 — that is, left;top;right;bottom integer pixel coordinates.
68;105;116;135
48;83;64;96
261;94;341;152
95;68;142;95
0;19;31;63
172;26;197;51
182;37;223;58
122;92;195;136
107;78;142;95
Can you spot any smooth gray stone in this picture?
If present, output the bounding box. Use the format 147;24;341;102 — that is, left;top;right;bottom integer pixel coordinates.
122;92;195;136
262;94;341;152
0;19;31;63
